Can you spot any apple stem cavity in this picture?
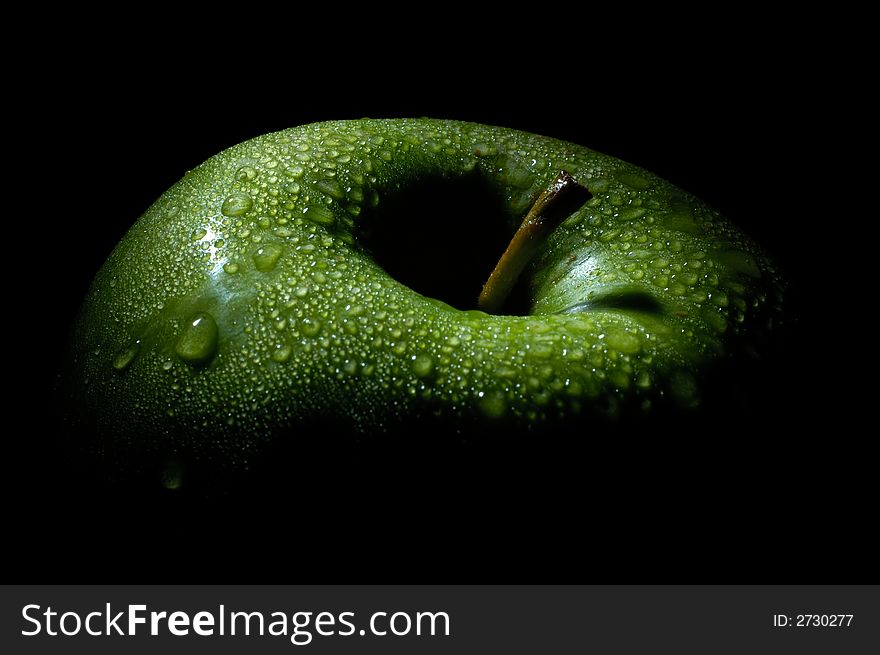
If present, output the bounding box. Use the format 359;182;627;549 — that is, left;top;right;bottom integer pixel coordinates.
478;171;591;314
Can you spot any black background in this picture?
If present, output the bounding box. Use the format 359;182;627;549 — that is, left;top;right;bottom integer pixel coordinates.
11;21;867;584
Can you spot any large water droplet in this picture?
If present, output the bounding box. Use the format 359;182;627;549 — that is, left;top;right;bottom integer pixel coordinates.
315;179;344;200
303;205;335;226
221;192;254;217
175;312;219;365
112;341;140;372
252;244;283;272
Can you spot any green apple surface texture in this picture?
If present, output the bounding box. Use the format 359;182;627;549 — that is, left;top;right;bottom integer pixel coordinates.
66;119;783;469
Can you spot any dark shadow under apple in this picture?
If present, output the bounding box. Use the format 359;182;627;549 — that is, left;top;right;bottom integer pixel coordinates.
47;333;789;581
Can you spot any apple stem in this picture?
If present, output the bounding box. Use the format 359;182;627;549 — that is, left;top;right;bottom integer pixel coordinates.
478;171;591;314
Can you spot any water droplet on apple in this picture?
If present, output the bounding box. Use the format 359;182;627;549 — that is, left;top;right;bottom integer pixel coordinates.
620;207;647;221
412;354;434;378
271;344;292;363
529;343;554;359
702;307;728;333
506;164;535;189
680;272;699;286
495;365;517;379
303;205;335;226
618;172;652;190
112;341;140;372
175;312;219;365
252;244;283;272
221;192;253;217
315;179;344;200
236;165;257;182
603;327;641;354
300;318;322;337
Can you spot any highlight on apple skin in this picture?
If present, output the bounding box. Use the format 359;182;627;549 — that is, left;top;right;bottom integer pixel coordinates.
63;119;784;479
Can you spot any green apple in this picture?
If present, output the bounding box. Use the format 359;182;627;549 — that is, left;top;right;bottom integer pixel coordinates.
64;119;783;480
